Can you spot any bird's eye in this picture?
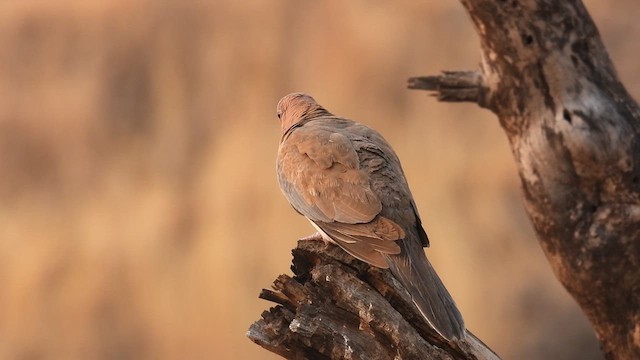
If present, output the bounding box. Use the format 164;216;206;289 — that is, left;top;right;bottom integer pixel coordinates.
277;112;282;119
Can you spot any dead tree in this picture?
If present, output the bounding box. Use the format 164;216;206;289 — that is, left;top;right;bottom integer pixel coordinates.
249;0;640;359
409;0;640;359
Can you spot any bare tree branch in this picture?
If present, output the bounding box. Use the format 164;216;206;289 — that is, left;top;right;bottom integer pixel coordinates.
408;71;483;104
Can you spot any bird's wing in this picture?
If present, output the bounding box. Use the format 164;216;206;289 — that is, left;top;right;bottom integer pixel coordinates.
278;125;383;224
278;124;404;267
315;216;403;268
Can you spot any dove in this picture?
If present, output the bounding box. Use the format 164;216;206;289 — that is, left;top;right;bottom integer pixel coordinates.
275;92;464;340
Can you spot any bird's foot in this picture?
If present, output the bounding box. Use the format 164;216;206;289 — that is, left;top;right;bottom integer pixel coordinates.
299;232;323;242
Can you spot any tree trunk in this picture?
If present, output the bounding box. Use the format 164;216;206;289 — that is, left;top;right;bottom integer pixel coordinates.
248;240;499;360
409;1;640;359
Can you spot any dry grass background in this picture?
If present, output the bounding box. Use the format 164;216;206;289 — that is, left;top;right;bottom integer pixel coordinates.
0;1;638;359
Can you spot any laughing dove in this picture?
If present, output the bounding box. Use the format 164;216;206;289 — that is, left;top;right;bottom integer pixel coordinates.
275;92;465;341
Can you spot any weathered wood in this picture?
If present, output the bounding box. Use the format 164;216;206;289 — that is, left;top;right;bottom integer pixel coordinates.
248;240;499;360
408;71;483;103
409;1;640;358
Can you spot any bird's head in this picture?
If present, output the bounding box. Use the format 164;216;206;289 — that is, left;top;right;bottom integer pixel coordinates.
276;93;331;135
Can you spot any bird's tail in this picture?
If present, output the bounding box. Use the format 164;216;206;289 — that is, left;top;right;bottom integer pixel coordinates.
383;237;464;341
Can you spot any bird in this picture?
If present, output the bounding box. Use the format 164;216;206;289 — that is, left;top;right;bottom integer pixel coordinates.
275;92;465;341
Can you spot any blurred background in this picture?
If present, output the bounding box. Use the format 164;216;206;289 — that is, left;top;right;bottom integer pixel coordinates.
0;0;637;359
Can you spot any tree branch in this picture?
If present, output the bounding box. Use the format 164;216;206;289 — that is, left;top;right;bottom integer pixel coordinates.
408;71;484;104
410;1;640;358
248;240;499;360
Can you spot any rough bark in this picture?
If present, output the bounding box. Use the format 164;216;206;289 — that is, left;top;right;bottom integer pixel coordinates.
248;240;499;360
409;1;640;359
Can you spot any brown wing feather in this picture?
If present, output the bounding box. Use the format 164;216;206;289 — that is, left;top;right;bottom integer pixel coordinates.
321;216;405;241
318;224;394;268
313;215;404;269
278;127;382;224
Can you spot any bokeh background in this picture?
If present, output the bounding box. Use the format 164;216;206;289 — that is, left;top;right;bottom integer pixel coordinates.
0;1;638;359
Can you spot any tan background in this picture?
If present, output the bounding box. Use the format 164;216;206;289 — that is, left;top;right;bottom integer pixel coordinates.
0;1;638;359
